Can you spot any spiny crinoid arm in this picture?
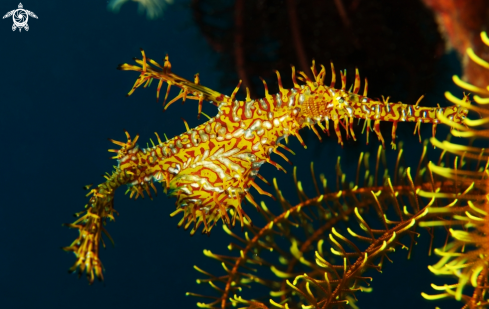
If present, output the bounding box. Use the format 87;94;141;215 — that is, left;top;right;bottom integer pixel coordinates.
418;156;489;305
419;161;489;306
417;33;489;307
188;145;465;309
450;31;489;105
117;49;226;118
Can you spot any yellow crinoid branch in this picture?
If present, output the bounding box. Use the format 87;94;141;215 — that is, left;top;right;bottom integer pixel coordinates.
419;31;489;307
188;140;478;309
